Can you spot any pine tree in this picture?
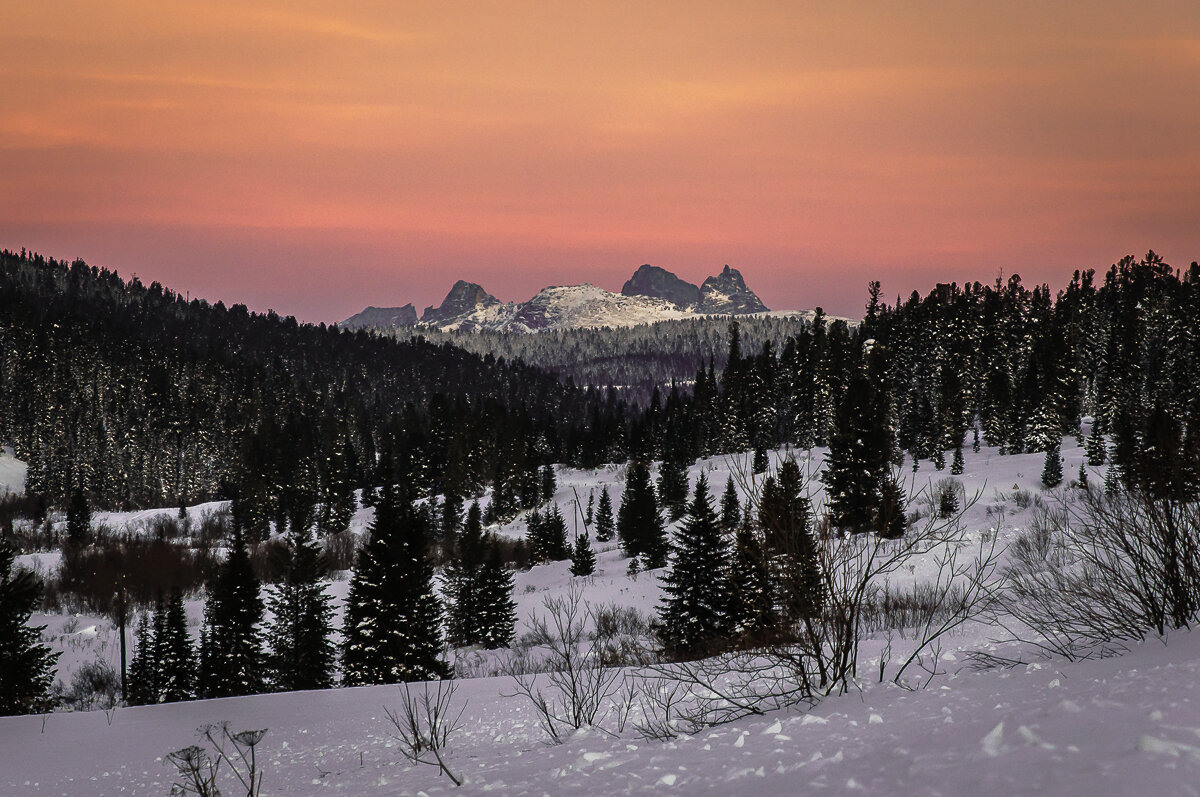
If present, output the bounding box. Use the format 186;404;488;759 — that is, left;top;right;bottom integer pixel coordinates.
719;477;741;536
198;528;265;698
445;502;487;647
951;445;965;475
65;489;90;544
570;533;596;577
823;368;891;534
594;486;615;542
878;476;908;539
759;459;822;624
530;504;569;562
1085;420;1107;466
158;588;195;702
1041;444;1064;489
1078;462;1089;489
540;463;557;504
127;610;157;706
726;514;777;643
656;456;689;522
657;474;731;657
266;521;335;692
0;539;57;715
476;540;516;649
618;460;667;568
342;485;445;685
584;492;595;527
752;445;769;474
938;484;960;518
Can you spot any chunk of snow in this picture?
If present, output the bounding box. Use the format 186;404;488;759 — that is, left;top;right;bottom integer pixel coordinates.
981;722;1005;757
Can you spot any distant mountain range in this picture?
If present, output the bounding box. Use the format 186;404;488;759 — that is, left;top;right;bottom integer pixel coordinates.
341;264;771;333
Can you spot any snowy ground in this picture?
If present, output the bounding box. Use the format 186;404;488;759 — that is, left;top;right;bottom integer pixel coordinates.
8;432;1199;794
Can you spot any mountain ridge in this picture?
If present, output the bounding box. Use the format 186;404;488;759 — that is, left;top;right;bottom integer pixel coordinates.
343;264;772;333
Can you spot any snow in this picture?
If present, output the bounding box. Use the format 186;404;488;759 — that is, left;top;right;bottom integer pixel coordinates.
0;445;26;494
6;427;1200;794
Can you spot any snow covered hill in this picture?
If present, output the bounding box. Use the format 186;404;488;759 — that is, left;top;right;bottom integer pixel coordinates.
7;434;1200;794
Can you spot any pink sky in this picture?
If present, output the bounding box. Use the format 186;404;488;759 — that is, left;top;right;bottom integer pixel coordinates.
2;1;1198;322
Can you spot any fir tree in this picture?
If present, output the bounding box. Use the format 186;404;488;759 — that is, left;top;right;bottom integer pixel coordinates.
759;459;822;623
445;502;487;647
656;456;689;522
584;492;595;527
158;589;195;702
127;610;157;706
951;445;965;475
719;477;741;536
530;504;569;562
540;463;557;504
938;484;960;519
618;460;667;568
0;539;57;715
594;486;615;543
65;489;90;544
1041;444;1064;488
476;541;516;649
726;514;777;643
657;474;731;657
198;528;265;698
752;445;769;475
1085;420;1106;466
570;533;596;577
1078;462;1089;489
823;369;891;534
266;521;335;692
342;485;445;685
878;476;908;539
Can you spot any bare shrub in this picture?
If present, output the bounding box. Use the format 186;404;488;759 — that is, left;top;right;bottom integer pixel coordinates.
321;530;358;573
384;681;466;786
249;537;292;584
51;536;217;613
505;586;623;743
591;603;655;667
194;508;231;546
1004;486;1200;659
165;723;267;797
61;659;120;712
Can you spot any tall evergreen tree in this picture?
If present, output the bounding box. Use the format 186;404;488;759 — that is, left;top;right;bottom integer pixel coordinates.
0;540;57;715
445;502;487;647
657;475;731;657
656;456;689;521
529;504;569;563
65;489;90;544
158;588;195;702
726;513;777;643
570;533;596;577
1041;444;1064;489
759;459;822;623
719;477;741;536
198;528;265;698
342;485;445;685
823;368;891;534
266;521;335;692
540;463;557;504
127;610;157;706
594;486;615;543
617;460;667;568
476;541;517;649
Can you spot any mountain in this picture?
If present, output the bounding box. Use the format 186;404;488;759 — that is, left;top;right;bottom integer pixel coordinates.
621;264;702;310
339;304;417;331
699;265;769;314
343;264;771;333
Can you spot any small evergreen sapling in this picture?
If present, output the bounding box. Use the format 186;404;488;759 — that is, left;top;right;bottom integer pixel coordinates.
1042;445;1064;488
569;534;596;577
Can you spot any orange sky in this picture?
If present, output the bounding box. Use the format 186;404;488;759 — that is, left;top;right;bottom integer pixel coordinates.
2;1;1198;321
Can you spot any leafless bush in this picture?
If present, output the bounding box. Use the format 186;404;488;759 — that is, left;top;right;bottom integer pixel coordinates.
60;659;120;712
1004;486;1200;659
48;535;217;613
249;537;292;584
165;723;267;797
591;603;655;667
321;530;358;573
505;585;623;743
383;681;466;786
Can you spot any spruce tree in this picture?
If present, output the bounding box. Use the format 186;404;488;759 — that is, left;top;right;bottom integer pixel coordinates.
752;445;769;475
1041;444;1064;488
618;460;667;568
758;459;822;624
445;502;487;647
938;484;960;519
198;528;265;698
127;610;157;706
594;486;615;543
65;489;90;544
951;445;965;475
342;485;445;685
823;369;890;534
726;513;777;643
584;492;595;527
656;456;689;522
1085;420;1106;466
719;477;741;536
540;463;557;504
266;522;335;692
530;504;569;562
158;589;195;702
476;540;516;649
657;474;731;658
0;540;57;715
570;533;596;577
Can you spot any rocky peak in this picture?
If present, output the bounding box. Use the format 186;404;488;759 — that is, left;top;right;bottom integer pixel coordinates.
339;304;417;330
421;280;500;324
620;264;702;310
698;265;768;314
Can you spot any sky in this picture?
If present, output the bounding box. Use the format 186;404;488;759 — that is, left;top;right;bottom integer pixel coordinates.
2;1;1198;322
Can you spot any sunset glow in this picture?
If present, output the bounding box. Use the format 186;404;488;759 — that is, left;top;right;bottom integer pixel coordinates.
3;1;1198;320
